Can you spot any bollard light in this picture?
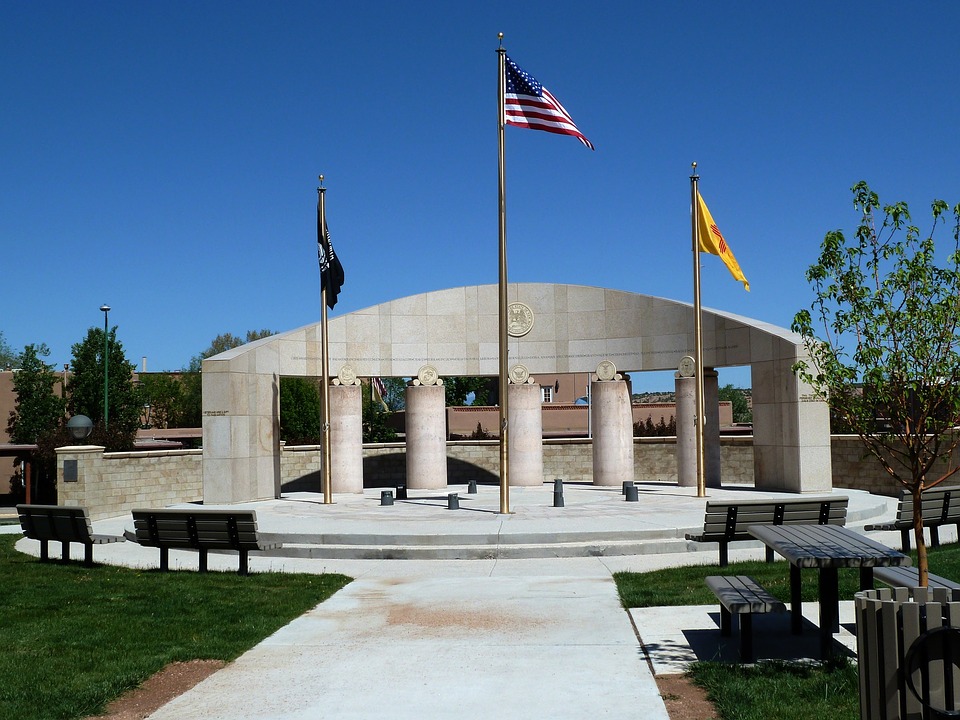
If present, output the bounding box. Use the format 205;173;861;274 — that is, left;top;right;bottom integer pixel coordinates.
447;493;459;510
381;490;394;506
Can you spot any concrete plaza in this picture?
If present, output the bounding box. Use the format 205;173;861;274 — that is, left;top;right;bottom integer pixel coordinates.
7;483;913;719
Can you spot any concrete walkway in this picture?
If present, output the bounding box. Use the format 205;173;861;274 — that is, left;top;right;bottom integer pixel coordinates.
4;483;913;719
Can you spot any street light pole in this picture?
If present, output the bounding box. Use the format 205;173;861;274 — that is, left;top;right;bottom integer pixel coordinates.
100;304;110;428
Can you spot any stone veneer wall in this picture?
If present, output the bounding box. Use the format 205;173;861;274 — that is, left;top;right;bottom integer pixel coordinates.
56;436;935;521
56;445;203;521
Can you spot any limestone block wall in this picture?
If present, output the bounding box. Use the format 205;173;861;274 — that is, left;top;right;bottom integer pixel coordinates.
829;435;960;497
56;445;203;521
58;435;938;523
281;438;756;486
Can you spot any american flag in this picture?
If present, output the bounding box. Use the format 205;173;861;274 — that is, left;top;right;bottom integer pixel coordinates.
504;55;594;150
317;200;345;309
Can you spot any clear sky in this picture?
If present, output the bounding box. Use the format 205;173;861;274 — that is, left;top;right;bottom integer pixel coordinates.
3;2;959;392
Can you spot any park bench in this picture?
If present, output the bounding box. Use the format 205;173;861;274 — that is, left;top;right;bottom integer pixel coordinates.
17;504;125;567
705;575;786;662
686;496;849;566
864;485;960;551
873;565;960;590
129;507;281;575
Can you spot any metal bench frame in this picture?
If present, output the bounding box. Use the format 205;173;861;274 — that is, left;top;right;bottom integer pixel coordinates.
686;496;849;566
865;486;960;551
17;504;125;567
706;575;786;662
130;508;281;575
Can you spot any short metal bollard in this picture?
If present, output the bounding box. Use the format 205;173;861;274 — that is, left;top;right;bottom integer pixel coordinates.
380;490;394;506
622;480;634;495
625;485;639;502
447;493;459;510
553;479;564;508
467;480;478;494
396;482;407;500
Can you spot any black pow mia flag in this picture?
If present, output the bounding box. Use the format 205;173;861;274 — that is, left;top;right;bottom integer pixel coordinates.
317;201;345;309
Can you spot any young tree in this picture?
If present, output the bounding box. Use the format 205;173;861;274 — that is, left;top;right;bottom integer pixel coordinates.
279;377;322;445
7;344;68;502
718;384;752;424
68;327;142;448
362;383;397;443
7;344;65;444
187;329;276;372
0;331;19;369
138;373;190;429
792;181;960;586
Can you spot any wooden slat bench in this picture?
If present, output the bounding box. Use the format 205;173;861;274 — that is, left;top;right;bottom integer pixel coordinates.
130;508;281;575
864;485;960;551
686;496;849;566
706;575;786;662
17;504;125;567
873;565;960;591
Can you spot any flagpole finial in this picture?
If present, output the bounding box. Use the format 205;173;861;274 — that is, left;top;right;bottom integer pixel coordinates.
690;162;699;180
318;174;324;187
498;32;504;49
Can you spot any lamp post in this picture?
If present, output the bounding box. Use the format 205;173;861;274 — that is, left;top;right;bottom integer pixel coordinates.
100;304;110;428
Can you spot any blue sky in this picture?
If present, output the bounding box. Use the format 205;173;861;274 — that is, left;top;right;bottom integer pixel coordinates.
3;2;959;391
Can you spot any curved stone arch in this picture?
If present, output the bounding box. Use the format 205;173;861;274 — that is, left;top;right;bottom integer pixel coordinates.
201;283;830;502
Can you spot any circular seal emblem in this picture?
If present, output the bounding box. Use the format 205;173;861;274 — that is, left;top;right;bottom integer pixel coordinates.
678;356;696;378
507;302;535;337
417;364;439;386
509;363;530;385
596;360;617;382
337;364;357;386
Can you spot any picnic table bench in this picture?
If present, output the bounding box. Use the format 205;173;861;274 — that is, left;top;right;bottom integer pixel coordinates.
129;507;281;575
864;485;960;551
17;504;125;567
686;495;849;566
872;565;960;590
705;575;786;662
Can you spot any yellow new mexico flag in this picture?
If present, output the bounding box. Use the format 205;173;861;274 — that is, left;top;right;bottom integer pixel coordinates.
697;192;750;291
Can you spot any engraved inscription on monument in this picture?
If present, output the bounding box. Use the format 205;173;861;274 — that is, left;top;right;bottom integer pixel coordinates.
507;302;534;337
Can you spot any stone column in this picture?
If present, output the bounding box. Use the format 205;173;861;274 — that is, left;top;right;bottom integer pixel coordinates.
704;369;721;489
508;382;543;486
405;383;448;490
591;379;634;486
329;383;364;493
675;374;697;487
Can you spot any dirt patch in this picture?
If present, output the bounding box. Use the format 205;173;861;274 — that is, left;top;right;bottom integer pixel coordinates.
84;660;226;720
656;673;719;720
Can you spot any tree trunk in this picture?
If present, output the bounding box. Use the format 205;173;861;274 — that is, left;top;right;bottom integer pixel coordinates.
912;484;928;587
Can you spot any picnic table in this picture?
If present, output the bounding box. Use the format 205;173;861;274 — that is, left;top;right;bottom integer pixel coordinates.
747;524;911;658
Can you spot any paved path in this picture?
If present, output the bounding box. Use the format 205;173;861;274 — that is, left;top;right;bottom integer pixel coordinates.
147;573;660;720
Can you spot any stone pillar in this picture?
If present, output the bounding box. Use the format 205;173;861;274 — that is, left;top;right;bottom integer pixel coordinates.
704;369;721;489
508;382;543;486
405;383;448;490
675;374;697;487
329;383;364;493
591;379;634;486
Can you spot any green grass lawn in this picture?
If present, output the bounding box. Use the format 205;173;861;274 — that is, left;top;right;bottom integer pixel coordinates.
614;541;960;720
0;534;351;720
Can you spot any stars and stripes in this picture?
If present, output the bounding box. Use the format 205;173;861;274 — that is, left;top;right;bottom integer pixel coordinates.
503;55;594;150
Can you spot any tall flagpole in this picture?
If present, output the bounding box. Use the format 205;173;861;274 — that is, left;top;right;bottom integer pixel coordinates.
318;175;333;505
690;163;706;498
497;34;510;514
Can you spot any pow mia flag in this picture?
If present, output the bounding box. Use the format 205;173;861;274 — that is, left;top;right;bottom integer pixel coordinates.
317;199;345;309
